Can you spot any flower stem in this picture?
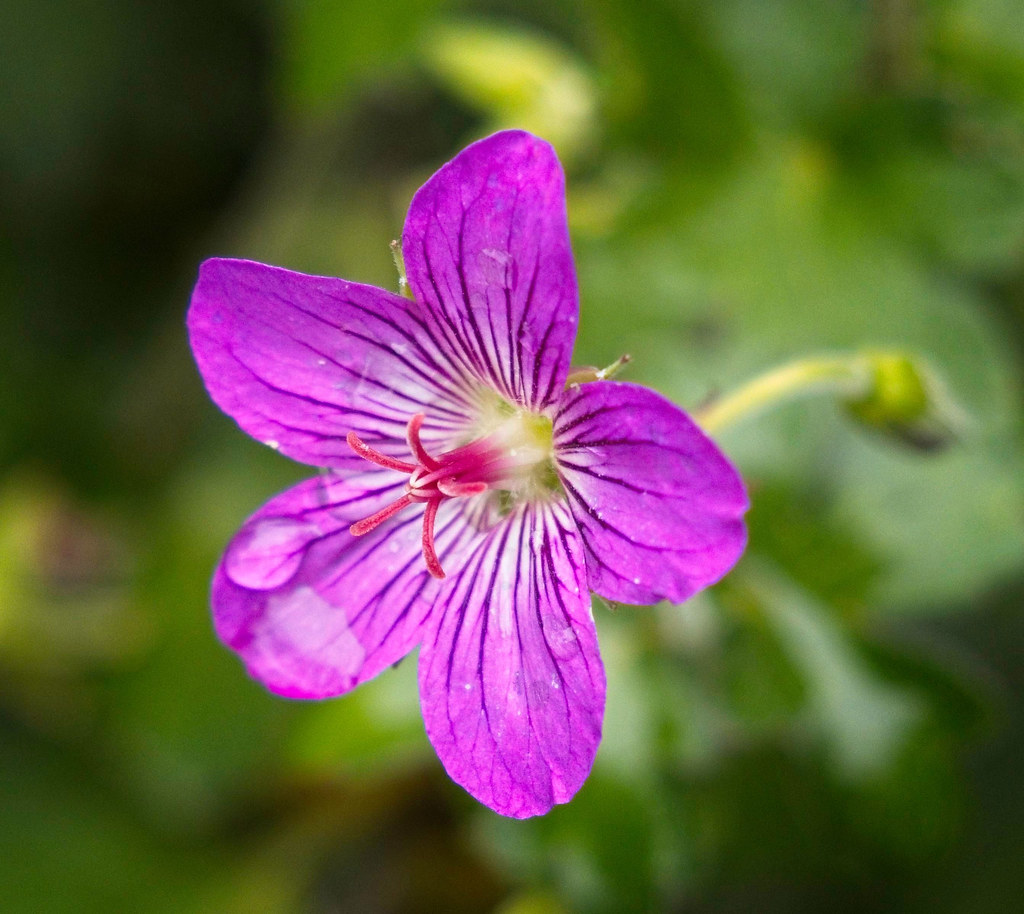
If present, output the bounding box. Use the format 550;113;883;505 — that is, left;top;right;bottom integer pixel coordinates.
695;354;873;435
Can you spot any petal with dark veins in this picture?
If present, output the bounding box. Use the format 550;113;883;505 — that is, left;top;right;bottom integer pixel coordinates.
188;259;484;469
418;500;605;818
402;131;579;412
554;381;748;605
213;471;487;699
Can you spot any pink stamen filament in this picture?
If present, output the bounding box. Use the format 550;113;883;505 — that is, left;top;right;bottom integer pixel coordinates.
348;493;414;537
410;450;507;491
421;499;444;579
346;431;417;473
437;478;488;498
406;413;441;470
346;415;501;579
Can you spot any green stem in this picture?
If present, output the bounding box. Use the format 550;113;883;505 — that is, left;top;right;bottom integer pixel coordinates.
389;240;414;300
695;354;873;435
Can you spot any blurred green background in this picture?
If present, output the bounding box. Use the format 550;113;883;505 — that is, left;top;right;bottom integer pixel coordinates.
2;0;1023;911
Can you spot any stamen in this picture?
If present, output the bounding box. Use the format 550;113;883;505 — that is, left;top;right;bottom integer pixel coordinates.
412;453;504;490
421;499;445;578
349;493;414;536
346;431;418;473
437;478;488;498
406;413;442;470
345;408;551;577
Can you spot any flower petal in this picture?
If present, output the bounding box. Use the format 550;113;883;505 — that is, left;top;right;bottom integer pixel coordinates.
402;130;579;412
188;258;484;468
213;471;480;699
554;381;748;605
418;500;605;818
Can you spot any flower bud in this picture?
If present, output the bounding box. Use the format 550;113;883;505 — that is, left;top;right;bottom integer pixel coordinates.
845;351;963;452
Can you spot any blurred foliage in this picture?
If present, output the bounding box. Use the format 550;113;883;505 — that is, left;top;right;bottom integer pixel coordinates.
2;0;1024;911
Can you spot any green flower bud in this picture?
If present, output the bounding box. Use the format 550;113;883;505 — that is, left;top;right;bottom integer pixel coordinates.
845;351;963;452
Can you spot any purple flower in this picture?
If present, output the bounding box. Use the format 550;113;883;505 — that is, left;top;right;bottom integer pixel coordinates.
188;130;747;818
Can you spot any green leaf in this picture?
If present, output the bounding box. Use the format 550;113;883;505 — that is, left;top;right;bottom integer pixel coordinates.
279;0;446;113
743;562;922;778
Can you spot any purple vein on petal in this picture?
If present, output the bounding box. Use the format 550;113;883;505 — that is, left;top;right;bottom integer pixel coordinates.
402;132;578;416
453;201;514;402
418;494;603;818
222;348;411;454
246;290;480;424
421;222;491;383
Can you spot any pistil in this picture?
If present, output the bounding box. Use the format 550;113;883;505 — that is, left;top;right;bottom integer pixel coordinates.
346;410;555;579
345;414;499;579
